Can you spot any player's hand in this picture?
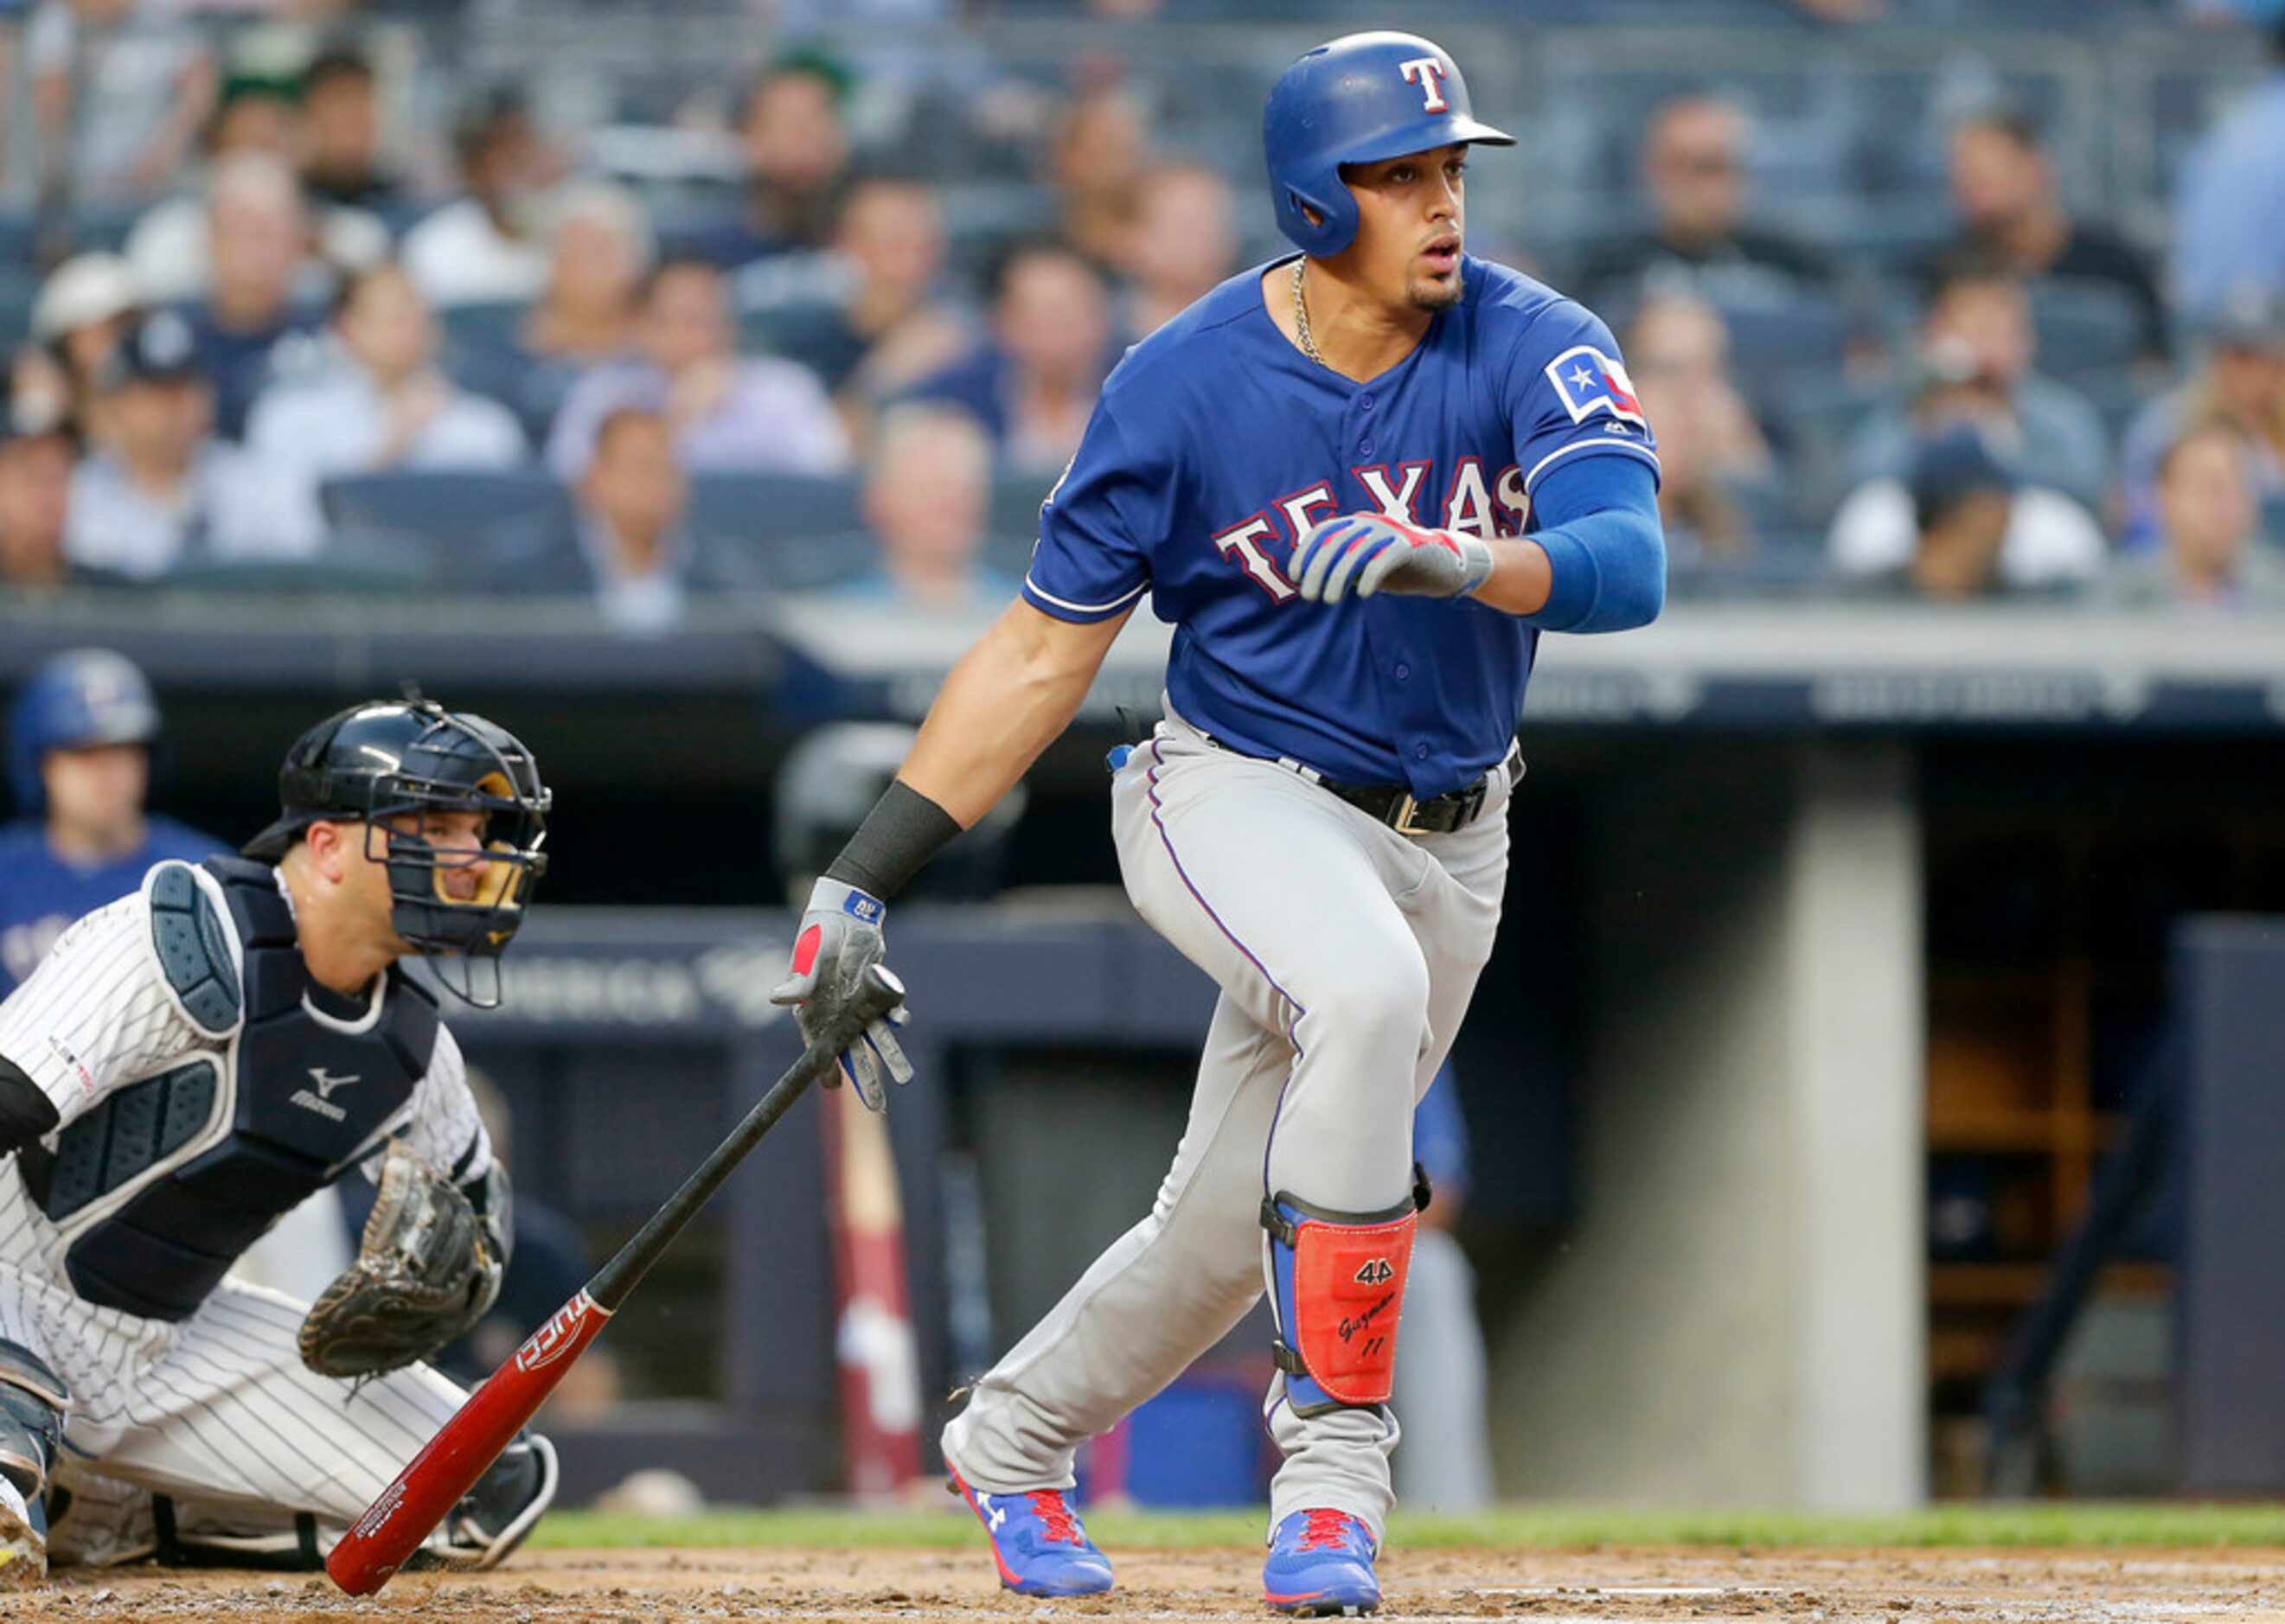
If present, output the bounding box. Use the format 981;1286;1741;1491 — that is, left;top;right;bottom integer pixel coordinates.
771;878;913;1111
1291;513;1495;603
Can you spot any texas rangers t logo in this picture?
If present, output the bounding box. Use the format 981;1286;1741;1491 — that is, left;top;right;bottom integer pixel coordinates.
1399;56;1450;113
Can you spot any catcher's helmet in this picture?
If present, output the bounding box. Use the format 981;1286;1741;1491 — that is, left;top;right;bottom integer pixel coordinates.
8;649;162;815
1264;31;1514;259
244;699;551;1006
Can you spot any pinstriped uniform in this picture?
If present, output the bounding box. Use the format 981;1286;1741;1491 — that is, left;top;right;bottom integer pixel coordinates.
0;878;489;1532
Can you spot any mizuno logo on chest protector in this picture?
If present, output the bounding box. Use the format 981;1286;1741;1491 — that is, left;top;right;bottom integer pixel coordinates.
307;1067;360;1099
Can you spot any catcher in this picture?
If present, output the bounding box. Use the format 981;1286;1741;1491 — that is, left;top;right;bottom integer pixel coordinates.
0;697;556;1582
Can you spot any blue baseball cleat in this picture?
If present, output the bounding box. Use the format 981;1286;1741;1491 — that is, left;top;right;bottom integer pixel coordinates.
948;1467;1114;1597
1263;1509;1380;1616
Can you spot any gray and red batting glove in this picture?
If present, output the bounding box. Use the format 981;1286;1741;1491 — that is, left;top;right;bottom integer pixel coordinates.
771;878;913;1111
1290;513;1496;603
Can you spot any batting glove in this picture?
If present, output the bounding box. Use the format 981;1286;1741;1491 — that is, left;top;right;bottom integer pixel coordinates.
771;877;913;1112
1290;513;1496;604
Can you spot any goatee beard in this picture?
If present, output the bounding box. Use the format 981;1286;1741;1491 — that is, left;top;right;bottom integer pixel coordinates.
1410;276;1465;314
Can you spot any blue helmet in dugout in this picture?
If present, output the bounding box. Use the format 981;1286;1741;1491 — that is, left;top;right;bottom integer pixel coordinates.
1262;30;1514;259
243;700;551;1006
7;648;162;815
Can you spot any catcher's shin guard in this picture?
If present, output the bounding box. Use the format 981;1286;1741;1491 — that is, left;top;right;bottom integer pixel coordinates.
417;1432;558;1570
1261;1183;1423;1417
0;1344;67;1507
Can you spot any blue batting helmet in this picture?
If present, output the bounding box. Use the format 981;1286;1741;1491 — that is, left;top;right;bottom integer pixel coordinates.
7;649;162;815
1264;31;1514;259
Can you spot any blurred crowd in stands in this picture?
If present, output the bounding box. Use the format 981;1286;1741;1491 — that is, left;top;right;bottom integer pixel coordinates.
0;0;2281;621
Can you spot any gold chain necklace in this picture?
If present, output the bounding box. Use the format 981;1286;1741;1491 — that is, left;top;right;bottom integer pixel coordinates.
1290;258;1324;367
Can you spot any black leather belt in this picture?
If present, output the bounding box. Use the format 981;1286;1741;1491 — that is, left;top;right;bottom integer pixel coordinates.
1317;749;1514;835
1185;715;1521;836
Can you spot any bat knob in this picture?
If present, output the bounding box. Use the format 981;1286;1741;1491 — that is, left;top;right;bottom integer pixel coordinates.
858;964;907;1023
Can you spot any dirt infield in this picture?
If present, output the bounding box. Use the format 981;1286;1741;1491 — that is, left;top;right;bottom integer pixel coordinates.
3;1545;2282;1623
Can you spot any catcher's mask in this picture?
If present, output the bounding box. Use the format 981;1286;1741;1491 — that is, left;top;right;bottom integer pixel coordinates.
243;700;551;1008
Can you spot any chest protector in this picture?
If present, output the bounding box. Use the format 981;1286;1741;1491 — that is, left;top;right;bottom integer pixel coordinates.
22;856;439;1321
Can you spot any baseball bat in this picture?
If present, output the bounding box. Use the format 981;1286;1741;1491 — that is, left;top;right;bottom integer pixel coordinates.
325;965;907;1595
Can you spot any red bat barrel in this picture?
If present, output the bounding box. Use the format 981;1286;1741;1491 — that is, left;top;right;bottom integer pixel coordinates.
325;1289;613;1594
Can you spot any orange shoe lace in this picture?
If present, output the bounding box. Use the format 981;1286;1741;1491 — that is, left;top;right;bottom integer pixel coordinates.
1298;1509;1354;1551
1027;1491;1081;1544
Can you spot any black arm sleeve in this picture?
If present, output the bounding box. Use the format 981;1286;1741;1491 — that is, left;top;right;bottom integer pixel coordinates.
822;779;964;901
0;1059;60;1157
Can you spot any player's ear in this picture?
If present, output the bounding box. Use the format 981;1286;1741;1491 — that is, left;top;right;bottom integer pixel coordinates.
304;819;351;882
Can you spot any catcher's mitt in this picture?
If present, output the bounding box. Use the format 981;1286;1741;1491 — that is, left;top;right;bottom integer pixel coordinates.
298;1140;503;1378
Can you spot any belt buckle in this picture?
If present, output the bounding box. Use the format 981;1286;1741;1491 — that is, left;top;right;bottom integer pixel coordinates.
1391;792;1435;836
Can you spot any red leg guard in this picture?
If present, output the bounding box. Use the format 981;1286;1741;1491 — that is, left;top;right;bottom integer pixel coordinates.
1265;1194;1417;1411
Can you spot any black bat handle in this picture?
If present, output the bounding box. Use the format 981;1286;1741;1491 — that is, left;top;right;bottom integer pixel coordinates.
584;965;906;1313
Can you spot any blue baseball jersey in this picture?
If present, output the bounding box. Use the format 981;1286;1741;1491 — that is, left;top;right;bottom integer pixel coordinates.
1022;253;1660;799
0;815;225;997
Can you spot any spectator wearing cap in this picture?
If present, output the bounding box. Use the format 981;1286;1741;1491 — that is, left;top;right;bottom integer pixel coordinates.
678;57;854;269
301;45;405;215
26;0;216;209
2174;17;2285;322
544;258;849;480
29;252;139;432
63;311;303;580
245;261;528;547
831;405;1021;612
1829;408;2105;596
2104;415;2285;610
1119;161;1238;339
1938;111;2167;364
1574;94;1834;309
0;382;80;591
402;91;560;310
904;239;1115;478
2118;289;2285;550
1847;250;2111;515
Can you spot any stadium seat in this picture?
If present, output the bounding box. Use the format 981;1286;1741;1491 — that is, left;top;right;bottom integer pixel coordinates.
319;469;576;567
687;472;864;543
158;549;435;596
2030;278;2146;383
438;300;533;355
989;474;1053;542
1712;289;1850;409
0;214;38;272
0;267;42;350
687;472;874;588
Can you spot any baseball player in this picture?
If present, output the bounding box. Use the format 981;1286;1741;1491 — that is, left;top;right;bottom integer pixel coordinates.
1;650;222;1000
772;30;1664;1615
0;698;557;1583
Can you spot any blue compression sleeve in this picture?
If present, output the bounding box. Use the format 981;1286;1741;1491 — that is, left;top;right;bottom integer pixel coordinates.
1520;453;1667;633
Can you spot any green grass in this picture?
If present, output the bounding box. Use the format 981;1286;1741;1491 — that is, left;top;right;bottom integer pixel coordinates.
531;1502;2285;1552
